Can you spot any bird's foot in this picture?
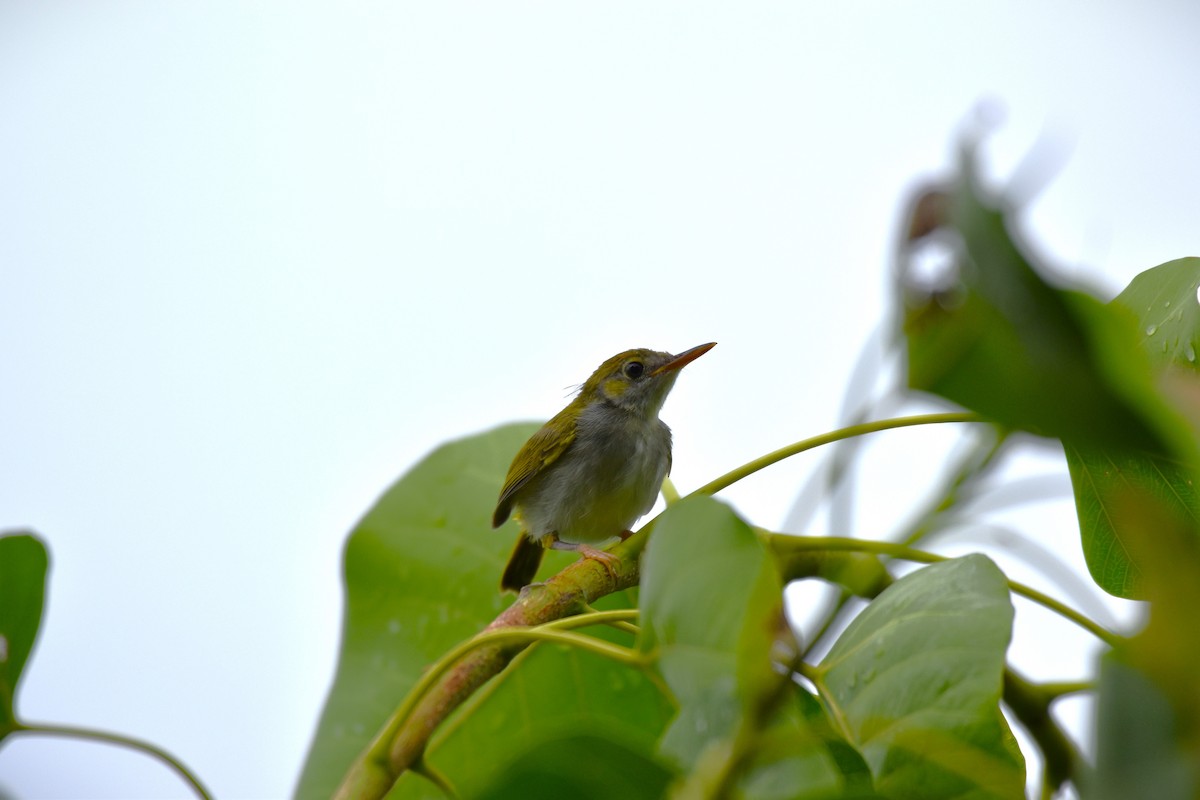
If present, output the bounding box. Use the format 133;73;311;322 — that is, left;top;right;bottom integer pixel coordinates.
576;544;621;581
546;537;621;582
617;529;635;542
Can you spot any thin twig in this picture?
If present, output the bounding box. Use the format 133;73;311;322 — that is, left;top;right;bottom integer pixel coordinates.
11;722;212;800
768;534;1120;646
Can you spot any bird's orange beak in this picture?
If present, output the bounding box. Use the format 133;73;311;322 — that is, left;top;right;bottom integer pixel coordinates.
650;342;717;376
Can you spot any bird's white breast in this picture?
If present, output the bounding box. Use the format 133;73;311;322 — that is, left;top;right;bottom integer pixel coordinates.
516;403;672;545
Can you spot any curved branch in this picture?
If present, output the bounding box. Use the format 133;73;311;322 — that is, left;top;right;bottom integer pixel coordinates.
332;554;643;800
10;722;212;799
768;534;1121;646
694;412;983;497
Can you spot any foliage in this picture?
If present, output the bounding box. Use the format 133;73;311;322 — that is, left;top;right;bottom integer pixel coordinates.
292;146;1200;800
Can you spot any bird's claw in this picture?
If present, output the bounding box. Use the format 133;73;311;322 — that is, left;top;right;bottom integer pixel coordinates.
577;544;621;582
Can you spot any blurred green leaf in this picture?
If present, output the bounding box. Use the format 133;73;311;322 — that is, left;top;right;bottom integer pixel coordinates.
1089;653;1198;800
1086;488;1200;799
902;158;1200;600
901;164;1168;453
813;555;1023;800
1063;258;1200;597
0;532;49;733
296;424;672;799
473;732;675;800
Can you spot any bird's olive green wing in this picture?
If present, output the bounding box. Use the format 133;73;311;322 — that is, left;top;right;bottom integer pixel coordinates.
492;415;576;528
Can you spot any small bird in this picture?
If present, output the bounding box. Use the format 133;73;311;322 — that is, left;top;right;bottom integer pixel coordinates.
493;342;716;592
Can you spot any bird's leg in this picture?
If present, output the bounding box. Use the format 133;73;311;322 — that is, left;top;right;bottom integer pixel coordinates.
617;529;635;541
541;534;621;580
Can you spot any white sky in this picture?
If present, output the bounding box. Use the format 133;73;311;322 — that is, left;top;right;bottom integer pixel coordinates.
2;3;1198;797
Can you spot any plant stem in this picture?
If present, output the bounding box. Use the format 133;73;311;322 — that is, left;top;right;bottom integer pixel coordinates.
692;412;983;498
768;534;1120;647
1039;680;1093;698
896;428;1008;547
373;626;643;756
797;588;855;660
1003;668;1086;796
413;755;459;798
333;559;644;800
10;721;212;800
661;476;682;505
551;607;639;628
573;606;641;636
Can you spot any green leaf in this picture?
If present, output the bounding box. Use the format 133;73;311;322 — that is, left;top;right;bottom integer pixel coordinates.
1116;257;1200;369
1089;653;1199;800
0;532;49;733
1063;445;1199;598
296;424;672;799
1085;493;1200;800
734;687;880;800
1062;258;1200;598
902;158;1200;599
640;497;865;798
473;732;675;800
790;686;876;792
813;554;1024;800
639;496;783;768
901;163;1168;454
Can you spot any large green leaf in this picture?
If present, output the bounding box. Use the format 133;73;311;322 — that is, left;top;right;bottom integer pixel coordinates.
1087;491;1200;799
1090;654;1198;800
902;156;1200;599
296;424;672;799
0;532;49;733
812;554;1024;799
641;496;869;798
901;159;1170;454
1064;258;1200;597
640;496;781;767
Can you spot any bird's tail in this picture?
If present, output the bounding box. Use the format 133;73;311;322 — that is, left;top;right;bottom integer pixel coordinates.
501;535;544;592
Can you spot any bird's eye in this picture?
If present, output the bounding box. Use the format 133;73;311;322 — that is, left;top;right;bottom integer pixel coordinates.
624;361;645;379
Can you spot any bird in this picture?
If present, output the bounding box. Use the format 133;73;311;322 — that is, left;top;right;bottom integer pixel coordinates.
492;342;716;591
